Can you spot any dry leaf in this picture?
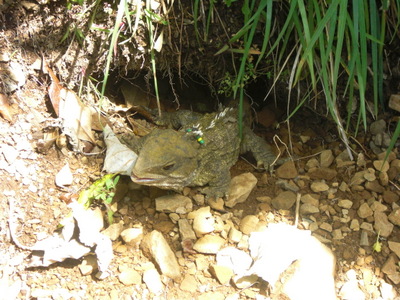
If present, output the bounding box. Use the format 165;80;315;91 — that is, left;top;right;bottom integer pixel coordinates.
44;61;62;116
0;93;13;122
103;125;137;175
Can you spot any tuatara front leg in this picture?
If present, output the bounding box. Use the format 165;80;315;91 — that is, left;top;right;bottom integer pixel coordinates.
195;168;231;199
241;127;278;170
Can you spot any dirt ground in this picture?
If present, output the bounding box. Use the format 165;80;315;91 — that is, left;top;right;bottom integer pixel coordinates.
1;1;400;300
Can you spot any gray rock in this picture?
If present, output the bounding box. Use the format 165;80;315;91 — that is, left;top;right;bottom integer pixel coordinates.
141;230;181;280
320;150;334;168
275;179;300;192
383;190;400;204
178;219;196;241
338;199;353;209
357;203;373;218
225;173;257;208
300;194;319;206
310;181;329;192
271;191;297;210
155;194;193;214
370;119;386;135
370;201;387;213
365;180;385;193
374;212;393;238
373;160;390;172
300;203;320;215
388;241;400;259
308;167;337;181
360;230;369;246
276;160;298;179
389;208;400;226
350;219;360;231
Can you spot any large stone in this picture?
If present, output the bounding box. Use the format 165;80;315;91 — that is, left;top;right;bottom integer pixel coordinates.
271;191;297;210
225;173;257;208
276;160;298;179
141;230;181;280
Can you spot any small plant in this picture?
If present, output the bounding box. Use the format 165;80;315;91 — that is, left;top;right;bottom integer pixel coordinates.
78;174;120;224
373;231;382;253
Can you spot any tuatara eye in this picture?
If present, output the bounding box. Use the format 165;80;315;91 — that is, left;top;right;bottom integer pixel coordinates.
163;163;175;171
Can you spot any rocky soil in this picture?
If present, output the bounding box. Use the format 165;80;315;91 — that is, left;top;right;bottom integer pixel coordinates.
1;1;400;300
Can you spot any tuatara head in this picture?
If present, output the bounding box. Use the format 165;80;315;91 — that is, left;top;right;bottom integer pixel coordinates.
131;129;200;189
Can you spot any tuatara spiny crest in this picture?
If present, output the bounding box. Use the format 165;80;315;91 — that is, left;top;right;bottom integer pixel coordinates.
122;107;278;199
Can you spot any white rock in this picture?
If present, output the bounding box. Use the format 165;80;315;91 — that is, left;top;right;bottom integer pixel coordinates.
143;268;163;294
193;235;225;254
193;208;215;237
216;247;252;275
246;223;336;300
121;226;143;246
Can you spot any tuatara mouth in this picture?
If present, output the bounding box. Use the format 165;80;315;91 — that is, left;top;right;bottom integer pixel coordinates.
131;172;161;183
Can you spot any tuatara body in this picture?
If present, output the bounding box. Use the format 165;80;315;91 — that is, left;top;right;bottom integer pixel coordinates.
122;107;277;198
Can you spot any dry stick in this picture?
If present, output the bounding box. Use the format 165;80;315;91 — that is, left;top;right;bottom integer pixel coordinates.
294;193;301;228
389;180;400;191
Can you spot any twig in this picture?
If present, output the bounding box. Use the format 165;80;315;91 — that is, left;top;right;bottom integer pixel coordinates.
294;193;301;227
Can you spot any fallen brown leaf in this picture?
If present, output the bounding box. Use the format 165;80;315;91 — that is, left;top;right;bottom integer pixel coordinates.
0;93;13;122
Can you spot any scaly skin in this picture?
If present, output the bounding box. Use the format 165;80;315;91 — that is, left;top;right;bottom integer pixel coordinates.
121;107;277;198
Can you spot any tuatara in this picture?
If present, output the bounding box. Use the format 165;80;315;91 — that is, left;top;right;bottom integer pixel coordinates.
122;107;278;198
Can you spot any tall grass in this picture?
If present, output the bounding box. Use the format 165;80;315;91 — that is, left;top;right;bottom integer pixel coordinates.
211;0;399;155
